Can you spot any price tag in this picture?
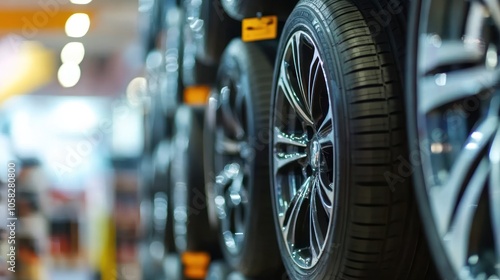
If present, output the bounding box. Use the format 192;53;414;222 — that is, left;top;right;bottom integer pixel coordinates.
242;15;278;42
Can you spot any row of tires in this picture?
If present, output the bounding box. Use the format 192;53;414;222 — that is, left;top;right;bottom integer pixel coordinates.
140;0;500;279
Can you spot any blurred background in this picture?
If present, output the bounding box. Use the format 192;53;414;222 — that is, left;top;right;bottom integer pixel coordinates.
0;0;145;279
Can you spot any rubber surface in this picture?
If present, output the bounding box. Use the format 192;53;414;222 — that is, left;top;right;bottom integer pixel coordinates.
170;105;219;254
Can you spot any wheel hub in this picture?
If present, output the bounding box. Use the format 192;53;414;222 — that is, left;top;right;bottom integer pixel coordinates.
308;139;321;171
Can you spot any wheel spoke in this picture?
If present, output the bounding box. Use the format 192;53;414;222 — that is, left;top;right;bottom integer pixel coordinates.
291;32;307;103
227;178;244;208
464;2;488;41
430;116;499;235
317;106;333;135
317;107;334;149
307;48;323;112
444;159;490;272
234;231;244;247
489;128;500;263
419;38;484;74
283;177;312;245
274;127;308;148
222;230;237;251
318;173;333;216
309;186;325;262
274;151;307;173
279;61;314;126
484;0;500;31
215;131;242;155
418;66;500;113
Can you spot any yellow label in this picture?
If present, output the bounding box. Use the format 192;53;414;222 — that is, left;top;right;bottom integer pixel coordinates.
242;15;278;42
184;85;210;105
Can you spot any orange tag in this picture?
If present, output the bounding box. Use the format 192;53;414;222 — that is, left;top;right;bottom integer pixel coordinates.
183;85;210;105
242;15;278;42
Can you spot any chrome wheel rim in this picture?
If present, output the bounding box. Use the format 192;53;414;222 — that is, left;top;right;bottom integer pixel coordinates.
415;1;500;278
272;30;335;269
212;81;251;255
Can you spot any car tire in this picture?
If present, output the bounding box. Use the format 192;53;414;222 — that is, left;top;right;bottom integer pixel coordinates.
144;89;166;155
204;39;282;277
195;0;239;66
220;0;295;22
407;0;500;279
182;1;217;86
170;105;219;254
153;140;177;254
270;0;434;279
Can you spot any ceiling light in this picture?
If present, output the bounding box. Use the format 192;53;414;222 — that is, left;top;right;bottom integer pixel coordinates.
60;42;85;64
65;13;90;38
58;63;81;88
70;0;92;4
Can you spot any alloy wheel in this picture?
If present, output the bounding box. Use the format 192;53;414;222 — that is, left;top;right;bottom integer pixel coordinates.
212;82;251;255
412;0;500;278
271;30;335;269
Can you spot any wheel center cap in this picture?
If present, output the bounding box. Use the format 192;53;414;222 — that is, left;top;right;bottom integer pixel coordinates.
309;140;321;170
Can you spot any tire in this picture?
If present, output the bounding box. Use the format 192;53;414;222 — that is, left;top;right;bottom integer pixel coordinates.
220;0;296;22
269;0;433;279
153;140;177;254
162;7;182;119
144;51;167;154
170;105;219;253
163;155;176;254
182;1;217;86
203;39;282;277
407;0;500;279
195;0;239;66
141;140;176;262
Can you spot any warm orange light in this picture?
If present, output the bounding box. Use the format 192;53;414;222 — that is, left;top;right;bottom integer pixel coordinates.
0;9;93;36
0;41;55;104
183;85;210;105
181;251;210;267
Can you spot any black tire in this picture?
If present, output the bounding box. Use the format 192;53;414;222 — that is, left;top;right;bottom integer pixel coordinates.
407;0;500;279
195;0;239;66
204;39;282;277
140;152;169;280
269;0;433;279
182;54;217;87
170;105;219;253
220;0;296;22
153;140;177;254
162;7;182;120
163;156;176;254
144;48;168;155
